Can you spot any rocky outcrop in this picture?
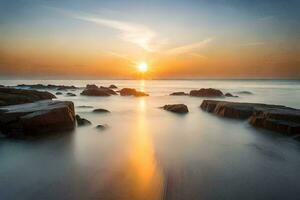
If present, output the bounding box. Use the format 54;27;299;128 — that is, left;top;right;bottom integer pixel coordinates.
93;108;110;113
225;93;238;97
162;104;189;114
17;84;77;90
190;88;224;97
120;88;149;97
170;92;188;96
56;92;63;95
0;100;75;138
200;100;300;136
0;87;56;106
109;84;118;89
75;115;91;126
67;92;76;97
81;85;117;96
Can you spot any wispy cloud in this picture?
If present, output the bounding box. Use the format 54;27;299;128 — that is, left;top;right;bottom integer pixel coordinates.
239;42;265;46
165;38;213;55
74;15;164;52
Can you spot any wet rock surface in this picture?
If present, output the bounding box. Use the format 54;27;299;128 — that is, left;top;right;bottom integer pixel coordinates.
108;84;118;89
0;100;75;138
225;93;238;97
0;87;56;106
93;108;110;113
66;92;76;96
162;104;189;114
81;85;117;96
200;100;300;136
56;92;63;95
236;91;253;95
190;88;224;97
170;92;188;96
75;115;91;126
96;124;108;130
120;88;149;97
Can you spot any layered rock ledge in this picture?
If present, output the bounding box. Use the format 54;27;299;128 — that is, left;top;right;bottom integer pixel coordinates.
200;100;300;136
0;87;56;106
0;100;75;138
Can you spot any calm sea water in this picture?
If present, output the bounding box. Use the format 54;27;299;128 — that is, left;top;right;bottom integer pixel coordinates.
0;80;300;200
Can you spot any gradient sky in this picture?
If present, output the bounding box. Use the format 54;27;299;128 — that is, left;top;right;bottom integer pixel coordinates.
0;0;299;79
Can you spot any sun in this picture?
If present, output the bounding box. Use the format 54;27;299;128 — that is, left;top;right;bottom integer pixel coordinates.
137;62;148;73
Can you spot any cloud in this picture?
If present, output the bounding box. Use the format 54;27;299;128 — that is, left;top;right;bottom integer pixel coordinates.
165;38;213;55
75;15;163;52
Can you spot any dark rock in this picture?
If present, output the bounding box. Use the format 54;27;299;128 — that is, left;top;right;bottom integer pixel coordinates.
67;92;76;97
93;108;110;113
96;124;108;130
170;92;188;96
0;100;75;138
200;100;300;136
0;85;4;88
120;88;149;97
86;84;98;90
162;104;189;114
236;91;253;95
56;92;63;95
109;84;118;89
190;88;223;97
0;87;56;107
17;84;77;90
99;86;118;95
77;105;93;108
81;88;111;96
75;115;91;126
225;93;238;97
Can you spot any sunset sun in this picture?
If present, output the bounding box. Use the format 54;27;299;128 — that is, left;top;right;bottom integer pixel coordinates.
137;62;148;73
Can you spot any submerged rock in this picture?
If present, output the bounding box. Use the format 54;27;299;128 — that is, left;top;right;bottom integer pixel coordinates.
17;84;77;90
109;84;118;89
0;100;75;138
81;85;117;96
190;88;224;97
99;86;118;95
236;91;253;95
75;115;91;126
225;93;238;97
93;108;110;113
162;104;189;114
56;92;63;95
170;92;188;96
77;105;93;108
96;124;108;130
200;100;300;136
66;92;76;97
0;87;56;106
120;88;149;97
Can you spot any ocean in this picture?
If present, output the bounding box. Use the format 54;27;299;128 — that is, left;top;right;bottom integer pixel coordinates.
0;79;300;200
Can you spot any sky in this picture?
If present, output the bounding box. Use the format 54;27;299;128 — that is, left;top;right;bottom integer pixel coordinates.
0;0;299;79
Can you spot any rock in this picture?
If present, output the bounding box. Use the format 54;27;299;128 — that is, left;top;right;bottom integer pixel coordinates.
236;91;253;95
67;92;76;97
75;115;91;126
99;86;118;95
0;100;75;138
109;84;118;89
81;88;111;96
0;87;56;107
170;92;188;96
225;93;238;97
56;92;63;95
0;85;4;88
190;88;224;97
120;88;149;97
96;124;108;130
93;108;110;113
77;105;93;108
86;84;98;90
200;100;300;136
17;84;77;90
162;104;189;114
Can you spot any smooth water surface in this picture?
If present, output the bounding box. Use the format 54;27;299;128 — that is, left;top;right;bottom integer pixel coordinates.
0;80;300;200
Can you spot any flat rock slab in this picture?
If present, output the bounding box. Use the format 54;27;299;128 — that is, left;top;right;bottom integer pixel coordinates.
0;100;75;138
0;87;56;106
162;104;189;114
200;100;300;136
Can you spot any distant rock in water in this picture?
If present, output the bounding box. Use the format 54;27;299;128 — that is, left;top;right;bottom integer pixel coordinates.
99;86;118;95
225;93;238;97
96;124;108;130
66;92;76;97
170;92;188;96
236;91;253;95
0;87;56;106
200;100;300;137
190;88;224;97
56;92;63;95
75;115;91;126
93;108;110;113
109;84;118;89
0;85;4;88
77;105;93;108
81;84;117;96
16;84;77;90
0;100;75;138
162;104;189;114
86;84;98;90
120;88;149;97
